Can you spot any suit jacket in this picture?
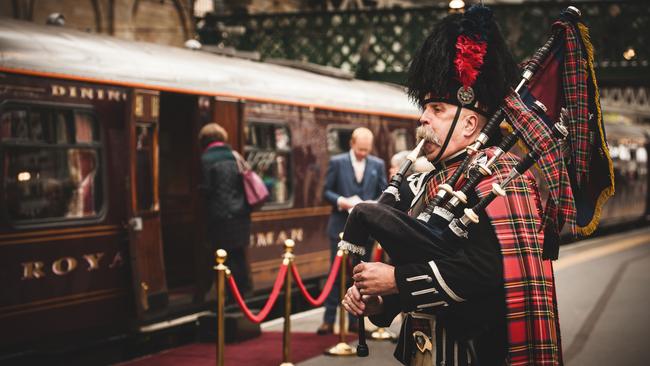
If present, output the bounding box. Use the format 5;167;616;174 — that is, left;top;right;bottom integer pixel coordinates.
323;152;387;239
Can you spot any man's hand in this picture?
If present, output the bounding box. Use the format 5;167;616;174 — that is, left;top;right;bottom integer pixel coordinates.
342;285;384;316
337;196;354;211
352;262;398;296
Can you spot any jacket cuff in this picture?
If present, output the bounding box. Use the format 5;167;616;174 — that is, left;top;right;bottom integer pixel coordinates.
394;261;465;312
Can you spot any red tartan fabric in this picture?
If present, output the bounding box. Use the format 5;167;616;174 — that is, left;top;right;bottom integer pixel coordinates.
503;92;576;237
424;150;562;365
524;15;614;236
423;159;466;207
553;19;590;187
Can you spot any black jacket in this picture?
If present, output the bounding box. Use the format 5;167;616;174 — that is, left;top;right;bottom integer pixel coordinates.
201;144;251;249
369;171;507;366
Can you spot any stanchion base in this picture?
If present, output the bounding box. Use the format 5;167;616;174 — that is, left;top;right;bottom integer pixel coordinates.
371;327;397;341
324;342;357;356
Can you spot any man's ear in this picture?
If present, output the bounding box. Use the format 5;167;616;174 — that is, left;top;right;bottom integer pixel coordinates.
462;113;480;137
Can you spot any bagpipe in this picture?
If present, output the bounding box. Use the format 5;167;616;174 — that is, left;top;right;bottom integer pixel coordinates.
340;5;615;357
339;5;580;267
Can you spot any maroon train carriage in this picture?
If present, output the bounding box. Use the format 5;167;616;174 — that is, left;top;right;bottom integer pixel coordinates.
0;17;648;359
0;17;418;352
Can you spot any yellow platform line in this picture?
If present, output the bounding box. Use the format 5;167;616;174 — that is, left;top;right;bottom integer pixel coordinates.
555;232;650;271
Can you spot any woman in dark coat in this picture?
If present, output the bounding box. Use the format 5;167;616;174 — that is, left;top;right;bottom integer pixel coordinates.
195;123;252;302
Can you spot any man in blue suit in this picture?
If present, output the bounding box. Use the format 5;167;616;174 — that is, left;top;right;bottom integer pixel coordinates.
318;127;387;334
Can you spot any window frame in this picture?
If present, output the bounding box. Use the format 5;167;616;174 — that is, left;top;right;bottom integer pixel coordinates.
243;119;294;210
326;124;360;156
0;99;108;228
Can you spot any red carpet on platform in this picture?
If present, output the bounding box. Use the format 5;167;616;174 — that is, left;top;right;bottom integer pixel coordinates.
121;332;357;366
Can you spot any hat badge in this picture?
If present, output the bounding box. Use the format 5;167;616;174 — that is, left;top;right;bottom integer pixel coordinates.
457;86;475;105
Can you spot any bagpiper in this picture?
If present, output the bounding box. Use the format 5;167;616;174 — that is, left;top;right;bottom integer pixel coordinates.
342;5;564;365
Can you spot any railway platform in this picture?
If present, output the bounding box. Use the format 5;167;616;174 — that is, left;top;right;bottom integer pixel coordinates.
118;226;650;366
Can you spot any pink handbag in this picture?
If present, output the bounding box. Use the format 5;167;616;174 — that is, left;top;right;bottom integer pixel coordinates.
233;151;270;208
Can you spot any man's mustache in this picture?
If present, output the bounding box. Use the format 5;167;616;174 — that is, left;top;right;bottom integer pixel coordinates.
416;126;441;146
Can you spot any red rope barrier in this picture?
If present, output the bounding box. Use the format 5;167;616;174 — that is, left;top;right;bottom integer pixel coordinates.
291;253;342;307
228;263;288;324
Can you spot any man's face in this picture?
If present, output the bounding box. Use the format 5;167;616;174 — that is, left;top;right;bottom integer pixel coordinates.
351;135;373;161
416;102;465;162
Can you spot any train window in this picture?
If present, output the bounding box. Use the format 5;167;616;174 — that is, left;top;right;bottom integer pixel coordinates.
75;111;98;143
327;127;355;155
0;109;28;140
1;105;104;222
392;128;410;152
245;123;292;206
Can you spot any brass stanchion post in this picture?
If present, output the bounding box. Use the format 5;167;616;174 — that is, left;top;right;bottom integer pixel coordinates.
280;239;295;366
215;249;228;366
325;234;356;356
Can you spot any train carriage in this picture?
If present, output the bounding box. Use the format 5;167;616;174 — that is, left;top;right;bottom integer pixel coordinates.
0;17;418;352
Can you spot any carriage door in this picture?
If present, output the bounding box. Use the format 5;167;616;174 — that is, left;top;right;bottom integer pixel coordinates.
213;97;244;152
126;89;168;318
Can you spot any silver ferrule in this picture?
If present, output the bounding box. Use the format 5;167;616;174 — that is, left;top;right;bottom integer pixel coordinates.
448;196;460;208
501;169;519;188
467;133;489;154
384;186;400;202
533;100;548;113
487;148;505;167
554;122;569;139
477;133;489;146
567;6;582;17
449;219;468;239
459;214;473;227
433;206;454;222
515;70;534;93
417;212;431;223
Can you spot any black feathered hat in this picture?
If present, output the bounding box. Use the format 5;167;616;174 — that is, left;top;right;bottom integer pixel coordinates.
407;5;519;116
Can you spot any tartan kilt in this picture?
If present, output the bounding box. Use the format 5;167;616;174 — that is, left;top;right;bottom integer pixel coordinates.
479;150;561;365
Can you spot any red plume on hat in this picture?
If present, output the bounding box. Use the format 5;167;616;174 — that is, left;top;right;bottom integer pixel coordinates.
453;5;491;105
454;35;487;89
407;4;519;117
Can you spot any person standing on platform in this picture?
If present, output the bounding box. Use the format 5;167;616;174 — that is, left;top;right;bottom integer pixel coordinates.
194;123;252;303
342;5;563;365
318;127;387;335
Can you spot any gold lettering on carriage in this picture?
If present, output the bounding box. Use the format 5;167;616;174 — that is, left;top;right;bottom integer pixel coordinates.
250;227;304;248
50;84;127;101
21;251;124;280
